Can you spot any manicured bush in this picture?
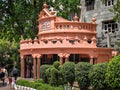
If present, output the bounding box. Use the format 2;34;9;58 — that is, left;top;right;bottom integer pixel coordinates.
61;62;75;87
40;64;51;83
34;79;44;83
89;63;108;90
33;83;42;89
53;61;60;70
45;61;63;86
37;84;52;90
106;55;120;89
16;79;34;88
75;62;92;90
37;84;62;90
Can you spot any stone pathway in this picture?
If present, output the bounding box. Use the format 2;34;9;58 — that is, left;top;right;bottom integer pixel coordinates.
0;81;8;90
0;77;15;90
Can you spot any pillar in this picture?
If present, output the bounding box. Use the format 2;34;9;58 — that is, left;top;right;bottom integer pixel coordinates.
33;57;37;79
65;57;69;62
58;53;63;65
90;57;94;64
65;54;70;63
94;58;97;64
21;56;25;78
59;57;63;65
37;55;41;79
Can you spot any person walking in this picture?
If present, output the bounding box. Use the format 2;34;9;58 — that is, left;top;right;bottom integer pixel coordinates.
11;66;18;83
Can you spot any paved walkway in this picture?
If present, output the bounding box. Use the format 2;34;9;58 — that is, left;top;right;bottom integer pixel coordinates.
0;81;8;90
0;77;34;90
0;77;15;90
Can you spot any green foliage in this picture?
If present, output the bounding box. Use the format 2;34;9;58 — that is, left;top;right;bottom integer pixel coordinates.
0;38;19;71
89;63;109;90
106;55;120;89
112;0;120;23
61;62;75;86
16;79;34;88
0;0;80;42
37;84;62;90
101;0;120;23
45;61;63;86
33;83;43;89
40;65;51;83
75;62;92;90
53;61;60;70
115;41;120;51
34;79;44;83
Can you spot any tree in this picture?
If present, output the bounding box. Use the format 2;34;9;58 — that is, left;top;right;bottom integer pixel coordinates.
101;0;120;23
61;62;75;87
0;38;19;75
0;0;80;42
89;63;109;90
115;41;120;51
75;62;92;90
112;0;120;23
106;55;120;89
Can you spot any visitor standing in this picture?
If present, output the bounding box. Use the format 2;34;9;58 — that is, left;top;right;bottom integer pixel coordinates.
11;66;18;83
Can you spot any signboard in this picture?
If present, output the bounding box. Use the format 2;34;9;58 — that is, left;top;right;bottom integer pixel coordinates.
41;20;50;30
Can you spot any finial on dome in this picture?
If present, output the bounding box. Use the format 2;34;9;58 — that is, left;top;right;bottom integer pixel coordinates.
91;17;96;24
43;2;48;9
73;13;79;22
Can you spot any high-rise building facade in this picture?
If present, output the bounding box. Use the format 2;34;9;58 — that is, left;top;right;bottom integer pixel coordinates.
81;0;120;48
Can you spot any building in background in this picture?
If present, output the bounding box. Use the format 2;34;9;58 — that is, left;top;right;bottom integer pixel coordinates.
81;0;120;48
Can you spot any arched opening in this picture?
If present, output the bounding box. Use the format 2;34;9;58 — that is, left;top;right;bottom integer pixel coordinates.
25;55;33;78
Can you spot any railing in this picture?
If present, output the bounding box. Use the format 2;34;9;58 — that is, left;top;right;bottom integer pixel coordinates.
38;22;96;32
55;22;96;31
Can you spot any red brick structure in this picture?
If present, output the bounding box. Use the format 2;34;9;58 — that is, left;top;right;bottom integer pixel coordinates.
19;3;113;79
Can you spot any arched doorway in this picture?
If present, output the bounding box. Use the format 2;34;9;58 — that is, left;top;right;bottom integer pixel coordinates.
25;55;33;78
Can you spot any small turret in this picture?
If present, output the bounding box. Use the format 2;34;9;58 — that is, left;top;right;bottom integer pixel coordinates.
43;2;48;9
73;13;79;22
91;17;96;24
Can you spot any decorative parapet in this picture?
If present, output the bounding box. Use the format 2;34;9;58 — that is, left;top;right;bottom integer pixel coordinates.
54;22;96;32
20;36;97;50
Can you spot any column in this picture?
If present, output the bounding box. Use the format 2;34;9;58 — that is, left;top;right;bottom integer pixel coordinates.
37;55;41;79
65;54;70;63
90;57;94;64
65;57;69;62
58;53;63;65
94;58;97;64
59;57;63;65
21;56;25;78
33;57;37;79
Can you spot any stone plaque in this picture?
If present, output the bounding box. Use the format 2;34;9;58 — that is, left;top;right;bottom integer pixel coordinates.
41;20;50;30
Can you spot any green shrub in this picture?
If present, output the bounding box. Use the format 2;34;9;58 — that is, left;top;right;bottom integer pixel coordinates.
53;61;60;70
40;65;51;83
61;62;75;87
37;84;62;90
89;63;108;90
45;62;63;86
16;79;34;88
75;62;92;90
37;84;52;90
106;55;120;89
33;83;42;89
34;79;44;83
